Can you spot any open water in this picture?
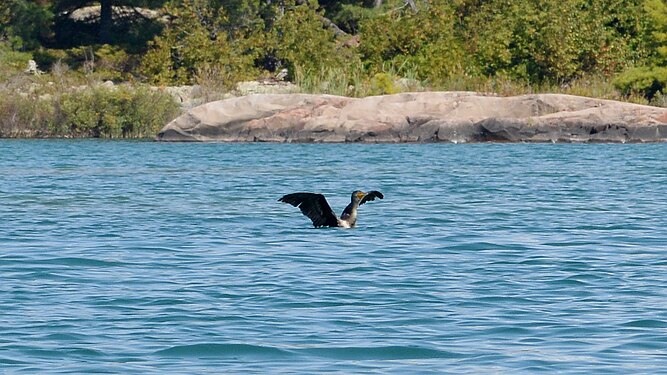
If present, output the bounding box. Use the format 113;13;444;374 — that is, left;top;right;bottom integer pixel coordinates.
1;140;667;373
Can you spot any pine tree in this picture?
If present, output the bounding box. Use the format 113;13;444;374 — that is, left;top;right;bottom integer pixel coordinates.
645;0;667;65
53;0;166;43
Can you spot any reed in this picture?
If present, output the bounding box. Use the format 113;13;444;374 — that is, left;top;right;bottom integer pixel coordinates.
294;66;361;96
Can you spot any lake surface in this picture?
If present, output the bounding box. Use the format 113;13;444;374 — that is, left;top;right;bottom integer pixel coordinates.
1;140;667;373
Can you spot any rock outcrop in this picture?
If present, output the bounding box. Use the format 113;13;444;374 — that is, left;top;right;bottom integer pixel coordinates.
156;92;667;143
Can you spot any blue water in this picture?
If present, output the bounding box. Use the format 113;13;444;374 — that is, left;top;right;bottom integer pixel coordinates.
1;140;667;373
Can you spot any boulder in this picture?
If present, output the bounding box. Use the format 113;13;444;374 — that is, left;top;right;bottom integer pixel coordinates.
66;5;165;23
156;92;667;143
25;60;43;75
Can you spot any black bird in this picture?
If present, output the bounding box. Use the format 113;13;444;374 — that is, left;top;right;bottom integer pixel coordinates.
279;190;384;228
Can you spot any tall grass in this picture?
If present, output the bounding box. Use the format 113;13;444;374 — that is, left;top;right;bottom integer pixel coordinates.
294;61;425;97
295;66;363;96
292;63;639;102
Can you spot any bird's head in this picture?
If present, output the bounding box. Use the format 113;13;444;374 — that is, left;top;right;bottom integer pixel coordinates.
351;190;367;203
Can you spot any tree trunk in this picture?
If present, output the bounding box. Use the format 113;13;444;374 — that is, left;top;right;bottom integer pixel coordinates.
406;0;418;12
293;0;348;37
373;0;383;8
99;0;113;43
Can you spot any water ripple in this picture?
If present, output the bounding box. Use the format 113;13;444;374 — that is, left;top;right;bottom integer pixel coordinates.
155;343;292;358
1;141;666;373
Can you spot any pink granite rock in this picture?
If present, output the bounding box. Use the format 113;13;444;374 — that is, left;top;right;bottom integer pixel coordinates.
156;92;667;143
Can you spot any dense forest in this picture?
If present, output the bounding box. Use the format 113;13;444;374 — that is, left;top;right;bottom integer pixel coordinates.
1;0;667;137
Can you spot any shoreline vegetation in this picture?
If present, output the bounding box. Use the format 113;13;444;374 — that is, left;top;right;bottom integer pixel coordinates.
2;0;667;139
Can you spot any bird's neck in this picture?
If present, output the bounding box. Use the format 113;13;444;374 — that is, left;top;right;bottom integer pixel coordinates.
340;202;358;226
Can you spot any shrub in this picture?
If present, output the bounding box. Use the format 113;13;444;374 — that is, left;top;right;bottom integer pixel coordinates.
33;45;135;81
0;94;55;137
459;0;645;83
32;48;69;72
613;66;667;99
0;0;53;51
141;0;361;89
644;0;667;66
262;0;353;76
0;42;33;81
140;0;257;86
58;85;180;138
0;84;180;138
369;72;397;95
359;3;465;85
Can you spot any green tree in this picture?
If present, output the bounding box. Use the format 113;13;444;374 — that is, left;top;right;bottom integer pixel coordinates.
261;0;353;77
53;0;166;45
140;0;257;85
614;0;667;99
644;0;667;65
142;0;355;85
317;0;378;33
0;0;53;50
461;0;642;83
359;3;465;83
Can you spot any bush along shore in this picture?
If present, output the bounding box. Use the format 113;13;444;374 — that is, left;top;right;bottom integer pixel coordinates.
0;81;180;138
2;0;667;139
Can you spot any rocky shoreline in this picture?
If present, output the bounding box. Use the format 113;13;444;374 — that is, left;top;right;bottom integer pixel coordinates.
156;92;667;143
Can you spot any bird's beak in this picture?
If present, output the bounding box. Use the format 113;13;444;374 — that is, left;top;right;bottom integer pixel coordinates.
356;191;366;199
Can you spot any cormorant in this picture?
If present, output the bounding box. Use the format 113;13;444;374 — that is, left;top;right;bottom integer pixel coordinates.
279;190;384;228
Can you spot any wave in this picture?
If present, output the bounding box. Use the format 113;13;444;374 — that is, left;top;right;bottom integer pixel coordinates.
155;343;292;358
155;343;461;361
621;319;667;328
302;345;463;360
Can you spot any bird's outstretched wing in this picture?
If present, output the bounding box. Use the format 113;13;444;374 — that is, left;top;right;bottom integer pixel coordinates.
278;193;340;228
360;191;384;205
